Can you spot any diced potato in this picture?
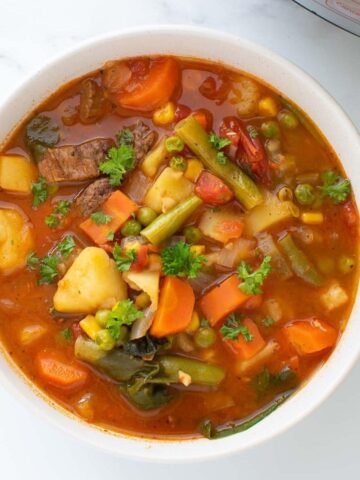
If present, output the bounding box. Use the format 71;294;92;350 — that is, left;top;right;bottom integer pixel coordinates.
123;270;160;311
53;247;127;314
245;190;299;236
80;315;101;340
199;206;244;244
0;208;34;274
321;281;349;311
144;167;194;213
228;76;260;116
0;155;37;193
141;138;168;178
184;159;203;182
18;324;47;346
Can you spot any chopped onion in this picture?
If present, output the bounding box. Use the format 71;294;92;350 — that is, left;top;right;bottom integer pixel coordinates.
216;238;256;268
130;307;153;340
189;271;217;296
123;170;151;203
256;232;293;280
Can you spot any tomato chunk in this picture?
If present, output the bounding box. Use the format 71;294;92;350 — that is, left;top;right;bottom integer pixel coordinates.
195;171;234;205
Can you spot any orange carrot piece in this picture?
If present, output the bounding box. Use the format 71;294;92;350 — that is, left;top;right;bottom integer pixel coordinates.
283;318;338;356
117;58;179;111
80;190;138;245
225;318;266;360
150;277;195;337
36;351;89;389
199;275;249;326
243;294;263;310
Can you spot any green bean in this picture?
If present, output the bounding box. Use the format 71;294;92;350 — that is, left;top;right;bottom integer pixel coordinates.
165;136;185;153
169;155;187;171
175;116;263;210
141;195;203;245
278;233;323;287
158;355;225;386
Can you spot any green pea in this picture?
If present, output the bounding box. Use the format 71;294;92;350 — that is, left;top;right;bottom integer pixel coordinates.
294;183;315;205
135;292;151;309
95;329;116;351
183;225;202;244
278;110;299;129
261;120;280;139
115;325;130;346
121;219;142;237
316;256;335;275
194;327;217;349
169;156;187;171
95;309;111;328
338;255;356;275
165;135;185;153
136;207;157;227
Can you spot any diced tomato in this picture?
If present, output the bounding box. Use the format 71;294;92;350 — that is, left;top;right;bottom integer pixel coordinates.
195;171;234;205
216;219;244;243
130;245;149;272
174;104;192;123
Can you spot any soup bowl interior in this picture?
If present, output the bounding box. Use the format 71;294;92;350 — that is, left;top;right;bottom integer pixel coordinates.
0;25;359;462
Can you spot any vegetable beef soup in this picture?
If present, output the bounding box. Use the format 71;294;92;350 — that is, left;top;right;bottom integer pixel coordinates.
0;56;358;439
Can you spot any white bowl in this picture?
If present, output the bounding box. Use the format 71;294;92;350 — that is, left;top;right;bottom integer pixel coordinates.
0;25;359;463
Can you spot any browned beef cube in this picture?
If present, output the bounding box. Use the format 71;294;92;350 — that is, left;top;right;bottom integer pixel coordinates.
75;178;113;217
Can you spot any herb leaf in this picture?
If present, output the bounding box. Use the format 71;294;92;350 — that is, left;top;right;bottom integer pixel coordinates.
56;235;76;258
117;128;134;146
38;255;60;285
319;170;351;204
60;327;73;341
237;256;272;295
32;176;49;208
220;313;253;342
161;241;205;279
45;200;71;229
26;252;39;271
208;132;231;165
45;213;61;229
90;211;113;225
112;243;137;272
99;135;135;187
54;200;71;215
106;300;143;340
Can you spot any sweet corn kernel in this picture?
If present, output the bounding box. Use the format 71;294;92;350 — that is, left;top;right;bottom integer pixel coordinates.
258;96;278;117
184;159;204;182
80;315;101;340
186;310;200;333
190;245;205;256
301;212;324;225
153;101;176;126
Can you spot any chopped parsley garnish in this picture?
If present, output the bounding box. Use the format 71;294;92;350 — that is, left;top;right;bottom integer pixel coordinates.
90;211;113;225
54;200;71;215
60;327;73;341
38;254;60;285
208;132;231;165
248;126;259;139
112;243;137;272
237;255;272;295
220;313;253;342
56;235;76;258
319;170;351;204
99;128;135;186
45;200;71;229
31;176;49;208
26;252;39;271
106;299;143;340
161;241;205;279
106;231;115;241
262;317;275;327
45;213;61;229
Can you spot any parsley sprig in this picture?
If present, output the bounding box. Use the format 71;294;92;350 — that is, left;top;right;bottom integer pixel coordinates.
220;313;254;342
32;176;49;208
112;243;137;272
45;200;71;229
90;211;112;225
106;299;143;340
161;241;205;279
208;132;231;165
237;256;272;295
319;170;351;204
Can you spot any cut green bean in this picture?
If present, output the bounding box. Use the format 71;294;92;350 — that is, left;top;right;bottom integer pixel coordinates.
159;355;225;386
175;116;263;210
278;233;323;287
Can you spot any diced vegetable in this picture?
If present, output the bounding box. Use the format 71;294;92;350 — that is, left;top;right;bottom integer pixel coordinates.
278;233;323;287
338;255;356;275
141;137;168;177
175;116;263;209
159;355;225;386
320;281;349;311
278;110;299;129
169;156;187;171
95;329;116;351
194;327;217;348
283;318;337;355
301;212;324;225
199;275;249;326
195;171;234;205
263;298;282;323
80;315;102;341
0;208;34;274
141;195;203;245
199;206;244;244
0;155;37;193
235;339;279;375
24;115;60;161
228;76;260;116
183;225;202;244
186;310;200;333
224;318;265;360
215;238;256;269
18;324;48;346
244;191;299;236
144;167;194;213
136;207;157;227
80;190;138;245
121;219;142;237
258;96;278;117
123;270;160;311
53;247;127;313
150;277;195;337
165;136;184;153
294;183;315;205
185;159;204;182
36;350;89;389
256;232;292;280
260;120;280;139
135;292;151;309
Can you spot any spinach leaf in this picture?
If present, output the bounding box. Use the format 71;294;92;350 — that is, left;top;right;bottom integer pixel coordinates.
124;335;169;358
25;115;60;161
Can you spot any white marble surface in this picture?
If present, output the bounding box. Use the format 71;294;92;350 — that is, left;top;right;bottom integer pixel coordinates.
0;0;360;478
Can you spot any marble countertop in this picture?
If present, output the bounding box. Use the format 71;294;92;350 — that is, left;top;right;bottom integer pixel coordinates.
0;0;360;479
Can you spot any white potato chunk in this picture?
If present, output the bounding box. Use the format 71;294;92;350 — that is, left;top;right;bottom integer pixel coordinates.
0;155;37;193
53;247;127;314
321;281;349;311
0;208;34;274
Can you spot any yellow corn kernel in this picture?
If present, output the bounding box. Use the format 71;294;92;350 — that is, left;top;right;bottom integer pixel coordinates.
190;245;205;256
186;310;200;333
184;159;204;182
258;96;278;117
301;212;324;225
79;315;101;340
153;102;175;126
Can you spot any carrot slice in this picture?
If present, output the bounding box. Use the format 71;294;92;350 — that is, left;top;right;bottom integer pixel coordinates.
80;190;138;245
36;351;89;389
199;275;249;326
283;318;338;356
117;58;179;111
225;318;266;360
150;277;195;337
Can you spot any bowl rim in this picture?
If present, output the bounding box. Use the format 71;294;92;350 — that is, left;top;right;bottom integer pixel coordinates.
0;24;360;463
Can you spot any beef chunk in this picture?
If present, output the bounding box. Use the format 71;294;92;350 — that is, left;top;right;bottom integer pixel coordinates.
38;138;114;183
75;178;113;217
132;121;157;163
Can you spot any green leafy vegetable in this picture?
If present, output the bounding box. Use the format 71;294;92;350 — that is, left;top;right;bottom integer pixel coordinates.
237;256;272;295
117;128;134;146
161;241;205;279
45;213;61;229
56;235;76;258
55;200;71;215
32;176;49;208
106;300;143;340
26;252;39;271
25;115;60;162
60;327;73;341
99;133;135;186
90;211;113;225
254;367;297;396
319;170;351;204
106;231;115;241
220;313;253;342
38;255;61;285
112;243;137;272
208;132;231;165
45;200;71;229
